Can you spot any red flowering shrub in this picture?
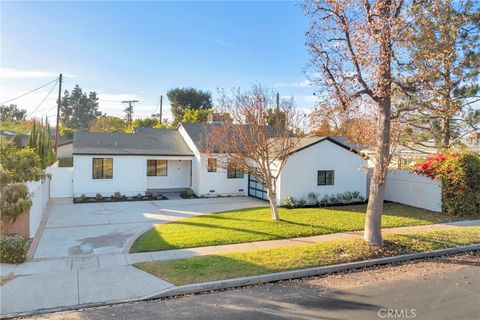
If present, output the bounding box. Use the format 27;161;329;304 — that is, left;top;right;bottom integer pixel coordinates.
412;150;480;217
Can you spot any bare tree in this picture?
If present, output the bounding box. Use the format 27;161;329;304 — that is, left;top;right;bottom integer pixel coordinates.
207;86;304;220
304;0;405;245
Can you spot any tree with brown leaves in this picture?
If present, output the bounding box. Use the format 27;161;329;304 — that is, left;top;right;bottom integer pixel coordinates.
304;0;405;245
208;86;304;220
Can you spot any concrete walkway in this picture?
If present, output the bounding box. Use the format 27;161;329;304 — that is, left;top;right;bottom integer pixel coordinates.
1;219;479;317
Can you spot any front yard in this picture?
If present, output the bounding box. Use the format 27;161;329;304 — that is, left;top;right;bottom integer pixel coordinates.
136;227;480;285
132;203;460;252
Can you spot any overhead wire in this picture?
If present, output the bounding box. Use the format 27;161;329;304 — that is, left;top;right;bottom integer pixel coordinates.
0;77;58;105
26;79;58;118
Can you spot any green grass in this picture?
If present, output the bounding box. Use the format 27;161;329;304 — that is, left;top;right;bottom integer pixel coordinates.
132;203;461;252
136;227;480;285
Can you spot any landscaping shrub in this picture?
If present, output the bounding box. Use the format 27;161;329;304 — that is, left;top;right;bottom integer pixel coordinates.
95;193;103;200
0;234;28;263
412;150;480;217
283;191;365;209
113;191;122;199
0;183;32;223
307;192;318;206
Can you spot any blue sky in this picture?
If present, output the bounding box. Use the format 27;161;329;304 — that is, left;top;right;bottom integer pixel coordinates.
1;1;317;122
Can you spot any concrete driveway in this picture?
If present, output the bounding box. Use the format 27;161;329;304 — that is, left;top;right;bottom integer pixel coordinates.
33;197;266;259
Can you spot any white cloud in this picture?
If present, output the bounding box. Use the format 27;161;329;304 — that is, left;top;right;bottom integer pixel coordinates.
273;79;312;88
0;67;77;79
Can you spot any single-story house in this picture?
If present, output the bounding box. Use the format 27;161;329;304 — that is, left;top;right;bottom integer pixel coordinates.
72;123;368;205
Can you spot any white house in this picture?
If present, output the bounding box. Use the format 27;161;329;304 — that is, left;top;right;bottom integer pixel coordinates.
71;123;368;205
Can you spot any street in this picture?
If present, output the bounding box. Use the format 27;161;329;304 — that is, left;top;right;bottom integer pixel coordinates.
25;252;480;320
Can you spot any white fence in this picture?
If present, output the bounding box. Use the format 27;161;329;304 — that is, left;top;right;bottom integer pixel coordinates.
47;165;73;198
384;170;442;212
26;178;50;237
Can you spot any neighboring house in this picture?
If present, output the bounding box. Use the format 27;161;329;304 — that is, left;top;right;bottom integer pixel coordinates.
56;140;73;158
71;123;368;205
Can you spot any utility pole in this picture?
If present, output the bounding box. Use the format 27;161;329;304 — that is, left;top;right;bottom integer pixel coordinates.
122;100;138;128
54;73;62;153
159;95;163;124
276;92;280;110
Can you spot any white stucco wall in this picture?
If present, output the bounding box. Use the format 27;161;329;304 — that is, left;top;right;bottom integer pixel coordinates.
48;166;73;197
26;178;50;238
178;124;248;197
73;155;192;197
384;170;442;212
277;140;368;205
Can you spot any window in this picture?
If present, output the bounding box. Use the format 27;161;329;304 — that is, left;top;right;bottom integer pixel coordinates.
227;160;244;179
317;170;334;186
147;160;168;176
92;158;113;179
207;158;217;172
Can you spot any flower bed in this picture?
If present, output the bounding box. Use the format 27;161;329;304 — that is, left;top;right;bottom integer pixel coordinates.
73;193;168;204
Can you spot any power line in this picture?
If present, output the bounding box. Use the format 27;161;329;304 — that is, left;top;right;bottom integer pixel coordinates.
27;80;58;118
0;78;58;105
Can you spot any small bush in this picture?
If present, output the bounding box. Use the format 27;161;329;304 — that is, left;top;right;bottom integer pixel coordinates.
283;197;306;208
0;183;32;223
95;193;102;200
136;193;142;198
185;188;194;197
80;194;87;201
307;192;318;206
0;235;28;263
151;192;158;198
113;192;122;199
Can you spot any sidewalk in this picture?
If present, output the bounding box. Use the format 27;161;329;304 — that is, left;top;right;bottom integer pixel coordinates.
1;219;479;317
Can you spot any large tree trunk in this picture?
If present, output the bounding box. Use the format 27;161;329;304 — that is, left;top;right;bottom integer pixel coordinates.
364;101;391;246
364;0;392;246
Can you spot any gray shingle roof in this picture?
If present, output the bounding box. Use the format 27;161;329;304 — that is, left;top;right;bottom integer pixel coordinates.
73;129;194;156
181;123;364;156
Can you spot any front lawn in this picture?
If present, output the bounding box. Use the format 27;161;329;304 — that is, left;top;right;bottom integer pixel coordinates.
132;203;461;252
136;227;480;285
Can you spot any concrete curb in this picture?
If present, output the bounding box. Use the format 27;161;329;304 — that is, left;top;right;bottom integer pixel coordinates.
2;244;479;319
147;243;480;299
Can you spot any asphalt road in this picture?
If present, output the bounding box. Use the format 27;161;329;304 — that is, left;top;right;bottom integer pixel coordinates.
27;252;480;320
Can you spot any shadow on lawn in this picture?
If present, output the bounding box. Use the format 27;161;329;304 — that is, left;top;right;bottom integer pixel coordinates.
133;219;348;252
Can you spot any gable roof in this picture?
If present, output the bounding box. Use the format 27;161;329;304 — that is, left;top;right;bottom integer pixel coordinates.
73;129;193;156
289;135;365;156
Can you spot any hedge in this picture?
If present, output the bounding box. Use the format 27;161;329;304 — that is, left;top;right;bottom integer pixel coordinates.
412;150;480;217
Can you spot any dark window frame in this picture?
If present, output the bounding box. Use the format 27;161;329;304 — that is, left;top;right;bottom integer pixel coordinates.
147;160;168;176
207;158;217;172
317;170;334;186
92;158;113;179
